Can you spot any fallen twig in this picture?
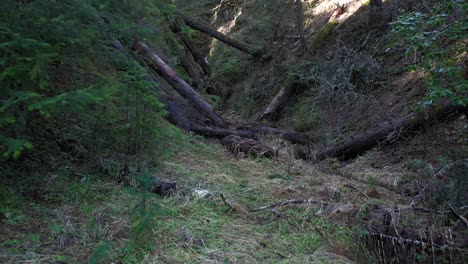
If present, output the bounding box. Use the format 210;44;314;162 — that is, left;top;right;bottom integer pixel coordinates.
345;181;371;199
271;209;288;219
367;232;467;252
250;199;332;212
250;197;466;216
448;203;468;228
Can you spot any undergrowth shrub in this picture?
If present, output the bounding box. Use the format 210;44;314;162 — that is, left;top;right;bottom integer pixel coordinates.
210;45;248;88
293;97;321;132
0;0;181;163
289;42;381;105
388;0;467;107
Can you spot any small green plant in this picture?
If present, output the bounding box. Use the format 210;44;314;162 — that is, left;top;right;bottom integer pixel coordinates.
267;173;293;181
389;1;468;107
293;96;321;132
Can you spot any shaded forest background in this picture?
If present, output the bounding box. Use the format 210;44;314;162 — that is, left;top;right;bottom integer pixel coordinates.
0;0;467;263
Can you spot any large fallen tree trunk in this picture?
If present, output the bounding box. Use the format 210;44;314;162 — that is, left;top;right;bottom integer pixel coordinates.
114;39;198;130
168;34;207;90
312;100;466;161
222;135;274;158
170;19;211;76
260;78;297;121
192;126;255;138
192;124;309;145
179;14;262;57
133;40;226;128
236;124;309;145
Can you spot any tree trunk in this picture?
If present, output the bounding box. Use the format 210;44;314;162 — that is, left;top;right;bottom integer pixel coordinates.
236;124;309;145
132;40;227;128
114;40;194;131
192;124;308;145
170;20;211;76
295;0;307;50
179;14;261;57
260;78;297;121
168;33;207;91
191;126;256;138
311;100;466;161
222;135;274;158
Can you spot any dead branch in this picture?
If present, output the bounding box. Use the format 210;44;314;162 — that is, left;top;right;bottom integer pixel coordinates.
250;199;332;212
448;203;468;228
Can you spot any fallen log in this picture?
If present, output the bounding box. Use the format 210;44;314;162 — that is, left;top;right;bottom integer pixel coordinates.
236;124;309;145
179;14;262;57
192;124;309;145
191;125;256;138
259;78;297;121
170;19;211;75
221;135;274;158
314;100;466;161
113;39;200;130
170;35;207;90
132;40;226;128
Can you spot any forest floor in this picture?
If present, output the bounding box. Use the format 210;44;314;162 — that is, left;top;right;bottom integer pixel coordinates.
0;134;419;263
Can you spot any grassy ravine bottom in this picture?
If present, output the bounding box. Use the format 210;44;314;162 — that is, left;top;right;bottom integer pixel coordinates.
0;138;357;263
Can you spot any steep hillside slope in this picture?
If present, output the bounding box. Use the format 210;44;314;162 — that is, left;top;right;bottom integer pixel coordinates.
1;0;466;263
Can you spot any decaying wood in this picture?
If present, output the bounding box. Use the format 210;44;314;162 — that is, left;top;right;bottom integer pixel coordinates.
132;40;227;128
150;179;178;196
221;135;274;158
113;39;201;130
448;203;468;228
179;14;261;57
170;19;211;75
366;232;465;251
250;198;331;212
191;125;256;138
192;124;308;145
251;196;463;216
170;34;207;90
220;193;248;214
260;78;297;121
236;124;309;144
313;100;466;161
272;208;288;219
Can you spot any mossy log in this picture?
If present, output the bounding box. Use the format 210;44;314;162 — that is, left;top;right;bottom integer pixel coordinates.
170;19;211;75
311;100;466;161
221;135;274;158
192;124;308;145
179;14;262;57
260;78;297;121
132;40;226;128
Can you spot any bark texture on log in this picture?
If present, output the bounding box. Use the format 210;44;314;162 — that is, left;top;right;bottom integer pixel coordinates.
192;124;309;145
133;40;226;128
237;124;309;145
180;14;261;57
170;34;207;90
313;100;466;161
260;78;297;121
222;135;274;158
114;39;200;130
170;20;211;75
191;126;256;139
